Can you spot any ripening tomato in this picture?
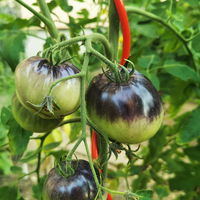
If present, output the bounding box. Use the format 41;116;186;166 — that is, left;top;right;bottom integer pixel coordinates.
43;160;100;200
12;94;62;132
86;71;164;144
15;56;80;119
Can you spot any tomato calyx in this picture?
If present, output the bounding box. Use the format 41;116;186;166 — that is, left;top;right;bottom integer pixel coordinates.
102;59;135;83
27;96;60;116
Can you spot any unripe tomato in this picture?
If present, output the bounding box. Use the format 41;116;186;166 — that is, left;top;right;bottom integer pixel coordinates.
12;95;62;132
43;160;100;200
86;71;164;144
15;56;80;119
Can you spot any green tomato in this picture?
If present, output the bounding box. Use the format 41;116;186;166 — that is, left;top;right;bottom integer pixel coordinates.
86;71;164;144
15;56;80;119
12;94;63;133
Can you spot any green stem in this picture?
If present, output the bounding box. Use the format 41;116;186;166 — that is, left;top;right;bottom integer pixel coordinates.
48;73;84;95
66;136;84;160
80;53;103;199
86;40;120;82
43;33;112;60
98;134;109;183
15;0;58;39
101;186;140;199
126;6;197;70
109;0;120;61
36;131;51;183
37;0;59;40
58;117;81;127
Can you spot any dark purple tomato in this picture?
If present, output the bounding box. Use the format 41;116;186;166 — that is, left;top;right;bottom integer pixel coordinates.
43;160;100;200
12;94;62;133
86;71;164;144
15;56;80;119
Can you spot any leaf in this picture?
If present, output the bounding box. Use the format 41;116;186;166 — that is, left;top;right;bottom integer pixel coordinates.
145;72;160;90
176;107;200;144
55;0;73;12
1;106;32;156
43;141;61;151
154;185;169;198
0;186;18;200
8;121;32;156
192;34;200;52
184;146;200;161
136;190;153;200
1;106;12;127
137;55;155;69
32;175;47;200
163;63;199;82
0;31;26;71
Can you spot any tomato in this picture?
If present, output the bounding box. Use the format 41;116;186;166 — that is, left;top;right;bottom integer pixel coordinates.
86;71;164;144
12;94;62;132
15;56;80;119
43;159;100;200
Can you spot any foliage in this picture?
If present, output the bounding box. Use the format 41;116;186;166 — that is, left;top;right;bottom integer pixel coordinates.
0;0;200;199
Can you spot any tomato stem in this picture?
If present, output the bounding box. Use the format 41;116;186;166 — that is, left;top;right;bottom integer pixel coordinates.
16;0;59;40
80;53;104;199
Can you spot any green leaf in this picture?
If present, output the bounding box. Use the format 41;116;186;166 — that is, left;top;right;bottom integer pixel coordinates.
136;190;153;200
155;185;169;198
177;107;200;144
8;121;32;156
32;175;47;200
184;146;200;161
1;106;12;127
163;63;199;82
0;30;26;71
43;142;61;151
2;106;32;156
55;0;73;12
0;186;18;200
192;34;200;52
145;72;160;90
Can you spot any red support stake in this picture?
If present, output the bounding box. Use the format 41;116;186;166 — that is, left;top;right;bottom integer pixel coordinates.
114;0;131;65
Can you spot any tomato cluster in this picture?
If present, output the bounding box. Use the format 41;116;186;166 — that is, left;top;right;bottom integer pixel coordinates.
12;57;81;132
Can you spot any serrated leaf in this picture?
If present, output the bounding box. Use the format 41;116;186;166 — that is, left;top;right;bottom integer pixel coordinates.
177;107;200;144
0;186;18;200
192;34;200;52
163;64;199;82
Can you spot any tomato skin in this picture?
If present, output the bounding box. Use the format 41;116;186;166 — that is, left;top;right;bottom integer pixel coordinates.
15;56;81;119
12;95;62;132
86;71;164;144
43;160;100;200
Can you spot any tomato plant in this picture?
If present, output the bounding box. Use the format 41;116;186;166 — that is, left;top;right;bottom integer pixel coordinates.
0;0;200;200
